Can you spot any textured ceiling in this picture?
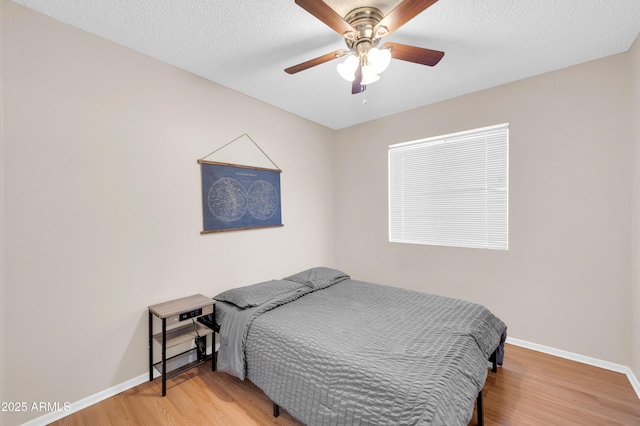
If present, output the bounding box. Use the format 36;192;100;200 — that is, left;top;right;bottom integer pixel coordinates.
12;0;640;129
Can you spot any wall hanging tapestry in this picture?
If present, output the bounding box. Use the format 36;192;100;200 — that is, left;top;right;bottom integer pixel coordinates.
198;134;282;234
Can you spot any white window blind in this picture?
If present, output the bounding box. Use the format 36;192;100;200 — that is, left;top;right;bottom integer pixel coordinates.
389;123;509;250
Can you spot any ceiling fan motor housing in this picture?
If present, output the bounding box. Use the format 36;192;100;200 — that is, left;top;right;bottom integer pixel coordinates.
344;7;385;54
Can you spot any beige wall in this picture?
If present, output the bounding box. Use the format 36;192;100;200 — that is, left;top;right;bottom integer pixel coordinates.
631;35;640;381
1;2;336;424
334;52;633;366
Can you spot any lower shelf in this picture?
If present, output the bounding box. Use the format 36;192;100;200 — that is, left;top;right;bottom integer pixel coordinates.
153;348;213;380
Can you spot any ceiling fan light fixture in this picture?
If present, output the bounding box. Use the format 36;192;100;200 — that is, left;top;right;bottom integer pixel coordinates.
337;54;359;81
367;47;392;74
361;66;380;85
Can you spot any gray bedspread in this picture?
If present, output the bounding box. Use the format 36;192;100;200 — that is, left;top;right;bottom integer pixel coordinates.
216;268;506;425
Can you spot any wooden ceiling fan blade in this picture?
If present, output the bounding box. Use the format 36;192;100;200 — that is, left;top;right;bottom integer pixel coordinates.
374;0;439;37
295;0;355;37
285;49;348;74
352;64;366;94
382;42;444;66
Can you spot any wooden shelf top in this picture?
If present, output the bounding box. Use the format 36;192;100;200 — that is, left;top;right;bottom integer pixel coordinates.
149;294;214;319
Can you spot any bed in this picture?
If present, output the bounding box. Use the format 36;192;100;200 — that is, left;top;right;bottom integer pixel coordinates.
211;267;506;425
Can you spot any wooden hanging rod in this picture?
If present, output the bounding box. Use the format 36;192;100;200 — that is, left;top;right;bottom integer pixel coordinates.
197;159;281;173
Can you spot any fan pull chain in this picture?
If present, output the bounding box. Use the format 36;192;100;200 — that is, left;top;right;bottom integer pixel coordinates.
362;90;367;105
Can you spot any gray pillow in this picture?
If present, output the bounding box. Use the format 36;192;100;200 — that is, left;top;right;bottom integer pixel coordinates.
283;267;350;290
214;279;306;309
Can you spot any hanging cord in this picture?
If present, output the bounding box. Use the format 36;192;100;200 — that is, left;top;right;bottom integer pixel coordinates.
192;318;201;338
199;133;281;171
192;318;206;357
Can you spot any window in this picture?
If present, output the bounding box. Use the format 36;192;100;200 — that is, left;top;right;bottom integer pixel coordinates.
388;123;509;250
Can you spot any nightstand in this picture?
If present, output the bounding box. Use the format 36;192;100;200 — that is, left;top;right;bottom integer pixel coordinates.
148;294;216;396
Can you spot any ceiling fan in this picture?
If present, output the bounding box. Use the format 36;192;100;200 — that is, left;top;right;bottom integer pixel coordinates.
285;0;445;94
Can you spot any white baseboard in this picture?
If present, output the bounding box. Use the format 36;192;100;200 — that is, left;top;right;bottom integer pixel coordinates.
506;337;640;400
20;372;151;426
22;339;639;425
21;343;219;426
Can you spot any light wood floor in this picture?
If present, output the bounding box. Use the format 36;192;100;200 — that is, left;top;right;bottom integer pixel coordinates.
53;344;640;425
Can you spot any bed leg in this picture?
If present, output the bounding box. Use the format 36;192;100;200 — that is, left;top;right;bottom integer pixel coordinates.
476;391;484;426
489;349;497;373
273;403;280;418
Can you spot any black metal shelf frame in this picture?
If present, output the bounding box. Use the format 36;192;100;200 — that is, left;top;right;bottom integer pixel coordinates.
148;304;217;396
